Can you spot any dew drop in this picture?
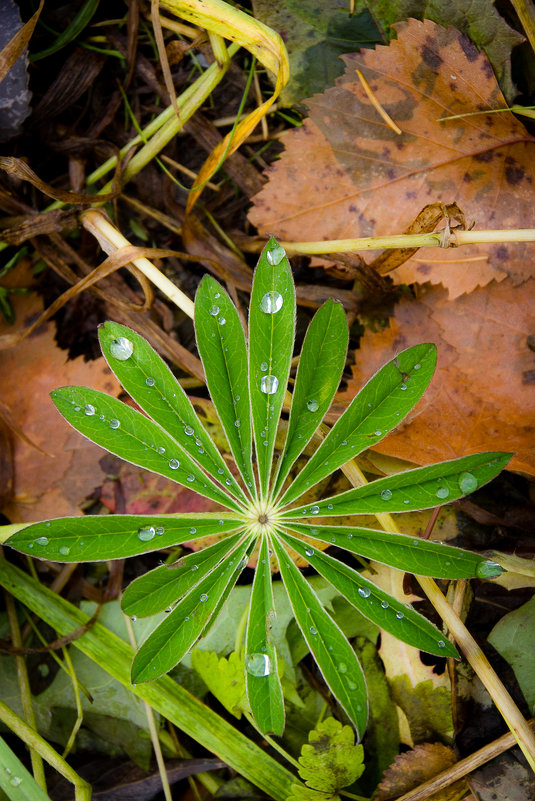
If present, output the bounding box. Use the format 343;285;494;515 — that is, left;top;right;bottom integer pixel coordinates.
35;536;49;546
260;291;283;314
260;374;279;394
246;653;272;677
309;626;318;635
266;242;286;265
145;376;155;387
138;525;156;542
381;600;389;609
169;458;180;469
260;361;269;372
191;564;199;571
338;662;347;673
358;586;371;598
189;527;197;535
217;467;224;475
109;419;120;429
109;336;134;360
400;383;407;391
374;430;382;437
186;474;195;482
476;560;504;578
459;471;478;493
84;403;96;416
304;548;314;557
9;777;22;787
155;526;165;535
234;419;241;428
209;305;219;316
438;640;446;648
395;610;404;619
200;593;208;603
436;486;450;500
381;489;393;500
218;317;226;325
414;363;421;370
214;292;220;299
157;446;165;454
306;399;319;412
59;546;70;556
310;505;320;515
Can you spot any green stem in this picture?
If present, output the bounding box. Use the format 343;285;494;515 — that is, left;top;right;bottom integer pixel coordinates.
0;699;91;801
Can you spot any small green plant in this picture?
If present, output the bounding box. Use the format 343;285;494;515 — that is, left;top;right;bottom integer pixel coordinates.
7;238;508;739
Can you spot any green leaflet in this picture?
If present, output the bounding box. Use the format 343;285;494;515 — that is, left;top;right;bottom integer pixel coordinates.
279;343;437;507
281;452;512;517
195;277;256;496
122;531;247;617
278;530;458;658
132;533;252;682
271;535;368;739
99;321;248;506
8;514;242;562
272;299;348;500
0;734;52;801
249;238;295;498
51;386;242;511
245;534;285;736
281;522;501;579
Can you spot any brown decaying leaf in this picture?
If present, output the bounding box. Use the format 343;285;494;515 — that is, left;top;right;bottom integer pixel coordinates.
0;0;43;85
0;294;122;523
374;743;465;801
338;278;535;475
249;19;535;299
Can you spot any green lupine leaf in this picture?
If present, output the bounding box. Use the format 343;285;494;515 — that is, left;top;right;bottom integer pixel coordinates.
278;531;458;658
195;276;256;495
281;522;502;579
51;387;241;511
279;344;436;507
249;238;295;497
8;514;241;562
122;531;246;617
281;452;512;518
132;533;252;682
191;649;246;718
271;535;368;738
272;299;348;500
245;534;285;736
99;321;248;505
296;716;365;793
0;734;52;801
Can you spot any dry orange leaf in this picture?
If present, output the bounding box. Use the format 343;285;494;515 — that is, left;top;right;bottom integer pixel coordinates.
338;278;535;475
374;743;465;801
249;18;535;298
0;295;122;522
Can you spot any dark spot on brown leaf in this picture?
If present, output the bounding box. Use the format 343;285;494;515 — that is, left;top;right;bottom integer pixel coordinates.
459;34;479;62
495;245;508;261
393;335;407;349
474;151;493;162
526;335;535;352
417;264;432;274
505;164;524;185
463;172;472;183
406;191;417;199
421;44;443;70
482;61;494;79
522;369;535;385
349;204;357;212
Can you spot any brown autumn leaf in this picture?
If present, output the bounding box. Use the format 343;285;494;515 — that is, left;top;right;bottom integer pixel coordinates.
249;18;535;299
0;294;122;522
338;278;535;475
374;743;466;801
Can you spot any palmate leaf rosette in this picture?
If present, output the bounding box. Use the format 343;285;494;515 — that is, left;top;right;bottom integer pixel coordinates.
7;237;510;739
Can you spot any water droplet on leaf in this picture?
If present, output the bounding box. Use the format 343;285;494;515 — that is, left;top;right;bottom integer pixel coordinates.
145;377;155;387
306;399;319;412
138;525;156;542
200;593;208;602
381;489;393;500
459;471;478;493
476;560;504;578
266;242;285;265
84;404;96;416
260;291;283;314
109;336;134;360
59;546;70;556
358;587;371;598
246;653;272;677
260;374;279;394
35;536;49;546
169;459;180;469
109;419;120;429
436;486;450;499
209;305;219;316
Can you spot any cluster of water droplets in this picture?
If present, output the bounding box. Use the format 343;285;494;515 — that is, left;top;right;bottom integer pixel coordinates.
3;767;22;788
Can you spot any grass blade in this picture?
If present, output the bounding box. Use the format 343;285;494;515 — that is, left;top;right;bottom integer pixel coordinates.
278;530;458;657
195;277;256;496
99;321;248;505
281;452;512;517
271;535;368;738
272;299;348;500
51;386;242;511
7;514;241;562
281;522;503;579
122;531;247;617
0;735;50;801
132;533;252;682
245;534;285;736
0;558;298;800
249;238;295;498
279;344;436;507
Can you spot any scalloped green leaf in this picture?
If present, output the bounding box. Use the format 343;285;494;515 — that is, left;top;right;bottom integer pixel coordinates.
99;321;248;506
279;344;437;507
132;533;252;682
249;238;295;498
195;276;256;496
278;530;458;657
272;299;348;501
51;386;241;511
281;522;501;579
282;452;512;518
8;514;241;562
122;531;247;617
271;535;368;739
245;534;285;736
